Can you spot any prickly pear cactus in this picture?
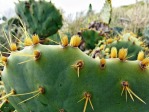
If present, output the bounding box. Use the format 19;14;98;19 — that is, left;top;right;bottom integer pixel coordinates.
92;32;147;60
106;32;146;60
79;29;104;50
1;34;149;112
15;0;63;38
78;21;112;50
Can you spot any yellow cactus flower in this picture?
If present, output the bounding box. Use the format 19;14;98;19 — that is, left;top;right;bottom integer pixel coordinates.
106;38;113;44
32;34;40;45
141;58;149;69
24;37;33;46
10;43;17;51
61;35;68;47
2;56;7;62
70;35;81;47
110;47;117;58
99;45;105;50
1;56;7;65
118;48;127;61
137;51;144;61
100;58;106;68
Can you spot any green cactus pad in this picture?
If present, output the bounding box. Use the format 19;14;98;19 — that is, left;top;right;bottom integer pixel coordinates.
1;44;149;112
15;0;63;38
79;29;104;50
106;32;145;60
92;32;146;60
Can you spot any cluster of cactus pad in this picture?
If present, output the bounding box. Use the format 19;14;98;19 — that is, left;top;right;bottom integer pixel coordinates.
91;32;147;60
105;32;146;60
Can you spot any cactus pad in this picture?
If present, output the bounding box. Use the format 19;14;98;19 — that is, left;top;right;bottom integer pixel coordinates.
1;42;149;112
15;0;63;38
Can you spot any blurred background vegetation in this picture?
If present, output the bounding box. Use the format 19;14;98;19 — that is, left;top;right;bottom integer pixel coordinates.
61;0;149;36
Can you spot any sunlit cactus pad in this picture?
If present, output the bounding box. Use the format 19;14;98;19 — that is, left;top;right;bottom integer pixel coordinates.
1;41;149;112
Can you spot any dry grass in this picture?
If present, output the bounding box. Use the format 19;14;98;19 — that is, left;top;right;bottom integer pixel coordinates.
60;11;100;35
61;1;149;35
111;1;149;33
